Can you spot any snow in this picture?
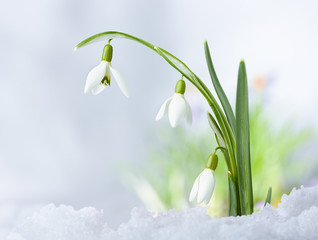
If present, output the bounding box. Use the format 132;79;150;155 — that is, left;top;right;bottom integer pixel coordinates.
5;186;318;240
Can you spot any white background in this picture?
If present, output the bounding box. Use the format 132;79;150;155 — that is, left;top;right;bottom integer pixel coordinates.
1;0;318;230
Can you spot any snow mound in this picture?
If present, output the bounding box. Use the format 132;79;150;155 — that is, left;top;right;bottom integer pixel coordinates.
6;186;318;240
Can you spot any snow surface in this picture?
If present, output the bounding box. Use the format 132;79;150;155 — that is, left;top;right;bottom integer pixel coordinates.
5;186;318;240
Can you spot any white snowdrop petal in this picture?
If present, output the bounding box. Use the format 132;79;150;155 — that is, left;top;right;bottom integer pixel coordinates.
109;65;129;98
189;174;201;202
91;84;106;95
155;97;173;120
168;94;187;128
185;100;192;125
197;169;215;204
84;61;107;94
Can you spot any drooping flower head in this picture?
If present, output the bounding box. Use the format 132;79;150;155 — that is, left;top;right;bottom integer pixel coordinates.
156;79;192;128
84;43;129;97
189;153;218;204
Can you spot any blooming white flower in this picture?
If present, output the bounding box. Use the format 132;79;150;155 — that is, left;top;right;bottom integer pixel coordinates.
84;44;129;97
84;61;129;97
189;153;218;204
155;79;192;128
189;168;215;204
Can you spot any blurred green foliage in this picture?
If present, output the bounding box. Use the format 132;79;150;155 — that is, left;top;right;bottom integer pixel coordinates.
126;100;313;215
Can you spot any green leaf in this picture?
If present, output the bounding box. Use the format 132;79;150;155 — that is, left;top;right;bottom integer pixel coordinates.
204;41;236;135
264;186;272;207
207;112;233;173
74;31;156;51
220;147;233;180
154;47;199;86
210;103;237;174
228;171;238;216
207;112;226;148
235;60;253;215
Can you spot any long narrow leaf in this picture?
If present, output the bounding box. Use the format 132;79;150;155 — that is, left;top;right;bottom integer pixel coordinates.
207;112;226;148
210;103;237;175
204;41;236;134
220;148;233;181
228;171;238;216
264;186;272;207
235;60;253;215
75;31;155;51
207;112;232;172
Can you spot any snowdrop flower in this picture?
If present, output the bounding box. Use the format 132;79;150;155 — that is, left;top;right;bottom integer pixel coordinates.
189;153;218;204
156;79;192;127
84;44;129;97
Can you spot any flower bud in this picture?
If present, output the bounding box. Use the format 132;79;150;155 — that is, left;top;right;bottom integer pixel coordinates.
205;153;218;171
174;79;186;94
102;44;113;62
